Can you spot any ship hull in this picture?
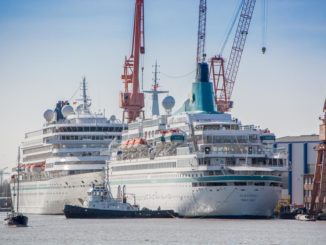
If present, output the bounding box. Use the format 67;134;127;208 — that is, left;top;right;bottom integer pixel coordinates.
63;205;177;219
109;180;281;218
4;213;28;227
10;171;103;215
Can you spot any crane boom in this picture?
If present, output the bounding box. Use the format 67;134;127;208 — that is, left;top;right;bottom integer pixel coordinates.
225;0;256;101
196;0;207;64
211;0;256;112
120;0;145;122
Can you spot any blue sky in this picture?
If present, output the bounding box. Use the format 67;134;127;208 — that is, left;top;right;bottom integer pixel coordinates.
0;0;326;168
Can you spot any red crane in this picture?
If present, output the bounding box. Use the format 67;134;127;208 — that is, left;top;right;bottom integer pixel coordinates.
210;0;256;112
309;100;326;214
120;0;145;123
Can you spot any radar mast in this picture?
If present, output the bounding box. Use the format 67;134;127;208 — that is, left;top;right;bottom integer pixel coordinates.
143;61;168;116
78;77;91;114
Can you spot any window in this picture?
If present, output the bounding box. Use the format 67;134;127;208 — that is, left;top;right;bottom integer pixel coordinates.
234;182;247;186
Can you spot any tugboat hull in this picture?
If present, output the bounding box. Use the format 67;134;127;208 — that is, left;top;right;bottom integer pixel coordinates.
4;213;28;227
64;205;177;219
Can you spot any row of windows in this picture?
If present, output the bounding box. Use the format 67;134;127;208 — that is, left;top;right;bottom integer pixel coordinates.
60;135;121;141
204;135;250;144
55;161;105;165
112;162;176;172
23;145;52;155
197;157;284;167
252;158;285;166
195;124;240;131
56;126;124;133
304;177;313;185
304;190;312;197
55;151;102;157
200;145;263;155
192;182;281;187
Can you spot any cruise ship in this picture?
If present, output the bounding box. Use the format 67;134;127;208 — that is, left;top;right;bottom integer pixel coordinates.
10;78;124;214
108;63;288;218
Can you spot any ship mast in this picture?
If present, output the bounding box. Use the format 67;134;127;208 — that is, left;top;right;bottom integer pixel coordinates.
143;61;168;116
78;77;91;113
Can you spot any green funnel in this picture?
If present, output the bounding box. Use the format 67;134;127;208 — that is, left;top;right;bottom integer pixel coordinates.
188;62;219;113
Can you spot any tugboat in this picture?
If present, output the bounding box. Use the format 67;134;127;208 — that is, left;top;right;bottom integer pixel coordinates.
4;148;28;227
295;214;316;222
64;158;177;219
279;205;307;219
64;183;177;219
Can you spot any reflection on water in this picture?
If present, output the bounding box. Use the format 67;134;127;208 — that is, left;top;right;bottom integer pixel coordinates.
0;213;326;245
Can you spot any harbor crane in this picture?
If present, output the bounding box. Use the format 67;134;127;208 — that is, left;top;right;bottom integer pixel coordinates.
120;0;145;123
196;0;207;66
309;99;326;214
210;0;256;112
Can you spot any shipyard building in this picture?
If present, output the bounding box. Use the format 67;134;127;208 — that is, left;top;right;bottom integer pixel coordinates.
275;135;320;206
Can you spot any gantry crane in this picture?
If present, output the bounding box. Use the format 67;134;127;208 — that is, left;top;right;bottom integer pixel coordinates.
309;99;326;214
120;0;145;123
210;0;256;112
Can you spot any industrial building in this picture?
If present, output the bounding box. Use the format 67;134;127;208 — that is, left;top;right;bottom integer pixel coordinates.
275;135;320;205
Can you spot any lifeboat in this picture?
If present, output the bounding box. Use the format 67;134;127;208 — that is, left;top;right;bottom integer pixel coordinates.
121;140;130;149
25;164;32;173
30;162;45;173
161;129;185;143
127;139;136;149
128;138;147;150
133;138;147;146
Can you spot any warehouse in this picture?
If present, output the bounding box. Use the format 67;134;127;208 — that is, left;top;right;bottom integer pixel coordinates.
275;135;320;205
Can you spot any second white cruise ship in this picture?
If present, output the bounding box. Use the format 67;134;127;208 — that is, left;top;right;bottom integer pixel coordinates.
10;78;125;214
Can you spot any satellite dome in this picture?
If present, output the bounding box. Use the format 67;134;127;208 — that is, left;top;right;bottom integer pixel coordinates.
43;109;54;122
162;96;175;110
110;115;116;122
61;105;75;118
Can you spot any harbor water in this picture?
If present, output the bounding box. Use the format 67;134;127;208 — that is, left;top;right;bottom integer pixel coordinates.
1;213;326;245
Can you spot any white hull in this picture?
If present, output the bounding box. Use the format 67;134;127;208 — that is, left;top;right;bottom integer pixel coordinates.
11;172;103;214
110;180;281;217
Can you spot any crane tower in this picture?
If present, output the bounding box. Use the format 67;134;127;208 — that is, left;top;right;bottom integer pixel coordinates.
120;0;145;123
309;99;326;214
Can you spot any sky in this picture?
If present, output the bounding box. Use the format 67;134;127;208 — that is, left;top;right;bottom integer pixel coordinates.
0;0;325;169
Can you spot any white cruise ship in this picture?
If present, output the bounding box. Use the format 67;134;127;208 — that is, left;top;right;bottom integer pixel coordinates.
108;63;287;218
10;78;124;214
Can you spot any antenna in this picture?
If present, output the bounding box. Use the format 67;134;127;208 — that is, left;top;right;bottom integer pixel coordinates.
143;61;168;116
77;77;92;113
